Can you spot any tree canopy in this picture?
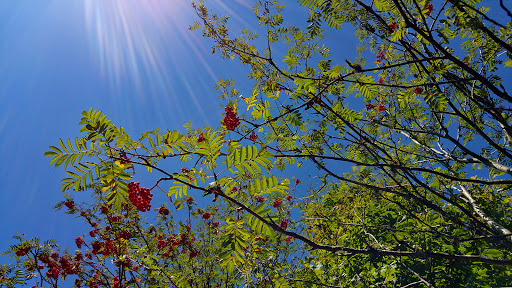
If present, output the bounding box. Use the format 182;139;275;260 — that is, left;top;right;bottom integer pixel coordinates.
2;0;512;287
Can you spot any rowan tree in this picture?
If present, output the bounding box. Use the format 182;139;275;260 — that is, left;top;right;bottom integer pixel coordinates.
2;0;512;287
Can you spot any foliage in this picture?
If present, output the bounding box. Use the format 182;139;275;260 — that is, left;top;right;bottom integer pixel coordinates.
3;0;512;287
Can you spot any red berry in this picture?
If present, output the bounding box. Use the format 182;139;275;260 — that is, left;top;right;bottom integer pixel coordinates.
414;87;424;94
119;150;130;164
15;249;27;257
189;251;200;258
202;212;211;220
222;106;240;131
378;104;386;112
285;236;293;242
375;51;386;64
272;199;283;208
249;131;258;142
425;3;433;16
255;196;265;203
159;207;170;215
197;132;205;143
280;220;288;230
64;200;75;209
366;103;376;110
75;237;85;249
388;21;398;30
295;179;300;185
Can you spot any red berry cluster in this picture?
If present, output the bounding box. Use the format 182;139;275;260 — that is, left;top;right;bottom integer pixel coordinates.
197;132;205;143
118;230;133;240
128;182;153;212
16;247;29;257
112;276;122;288
414;87;424;95
91;239;116;256
285;236;293;242
366;103;387;112
378;77;385;84
272;199;283;208
37;252;81;281
119;150;130;165
156;230;197;259
159;206;170;215
249;131;258;142
64;200;75;209
75;237;85;249
280;219;289;230
202;212;211;220
425;3;433;16
255;196;265;203
375;51;386;64
388;21;398;30
222;106;240;131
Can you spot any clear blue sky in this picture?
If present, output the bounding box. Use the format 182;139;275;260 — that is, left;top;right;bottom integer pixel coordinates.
0;0;359;261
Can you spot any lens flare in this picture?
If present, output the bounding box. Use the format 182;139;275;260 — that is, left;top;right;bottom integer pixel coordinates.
83;0;217;121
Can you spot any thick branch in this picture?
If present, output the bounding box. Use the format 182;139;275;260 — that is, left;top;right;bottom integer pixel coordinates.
458;185;512;242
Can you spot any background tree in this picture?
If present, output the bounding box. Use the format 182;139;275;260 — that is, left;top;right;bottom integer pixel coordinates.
2;0;512;287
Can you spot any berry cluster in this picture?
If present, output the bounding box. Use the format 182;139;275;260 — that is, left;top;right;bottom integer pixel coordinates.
37;252;81;281
91;239;116;256
375;51;386;64
222;106;240;131
118;230;133;240
414;87;424;95
16;247;29;257
280;219;289;230
128;182;153;212
366;103;387;112
119;150;130;165
425;4;433;16
388;21;398;30
197;132;205;143
64;200;75;209
249;131;258;142
272;199;283;208
159;206;170;215
75;237;85;249
156;230;198;259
